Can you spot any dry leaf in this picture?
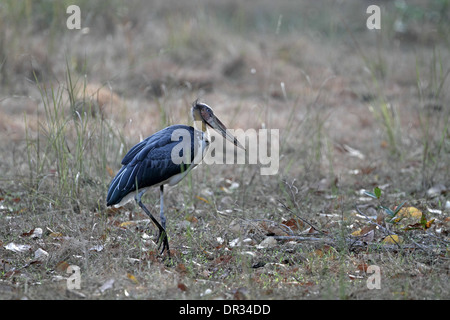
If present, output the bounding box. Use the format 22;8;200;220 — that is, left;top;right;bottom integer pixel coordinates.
55;260;70;272
99;278;115;293
49;232;64;238
425;219;435;229
352;224;376;236
233;287;249;300
4;242;31;253
342;144;365;159
256;236;277;249
281;218;304;231
357;263;369;272
89;245;104;252
34;248;49;260
382;234;403;244
127;273;139;284
361;230;375;242
184;215;198;224
313;245;335;258
195;196;209;204
395;207;422;221
119;221;138;228
257;220;290;236
177;282;188;292
176;263;187;274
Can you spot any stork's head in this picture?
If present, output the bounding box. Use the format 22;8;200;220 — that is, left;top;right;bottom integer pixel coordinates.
192;101;245;150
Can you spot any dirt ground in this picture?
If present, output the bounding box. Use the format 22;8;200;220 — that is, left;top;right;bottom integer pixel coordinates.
0;1;449;301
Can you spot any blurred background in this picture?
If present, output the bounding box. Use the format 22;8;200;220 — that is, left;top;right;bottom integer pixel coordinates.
1;0;449;215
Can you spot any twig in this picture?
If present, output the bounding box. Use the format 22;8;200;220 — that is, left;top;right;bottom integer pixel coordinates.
272;235;444;254
272;235;332;242
277;199;327;235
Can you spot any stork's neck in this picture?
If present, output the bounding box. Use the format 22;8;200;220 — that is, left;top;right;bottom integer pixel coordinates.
194;124;210;144
191;107;208;133
194;120;207;133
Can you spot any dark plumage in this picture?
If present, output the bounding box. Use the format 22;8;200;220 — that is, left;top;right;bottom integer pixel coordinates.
106;125;199;206
106;101;244;257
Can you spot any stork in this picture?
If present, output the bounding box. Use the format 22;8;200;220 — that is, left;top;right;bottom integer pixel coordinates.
106;101;244;256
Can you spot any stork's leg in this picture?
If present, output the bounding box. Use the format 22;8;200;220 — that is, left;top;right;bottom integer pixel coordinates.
135;189;170;257
159;185;166;229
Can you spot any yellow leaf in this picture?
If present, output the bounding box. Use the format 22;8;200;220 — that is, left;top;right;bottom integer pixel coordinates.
398;207;422;219
351;225;375;237
49;232;63;238
382;234;403;244
425;219;435;229
127;273;138;284
119;221;137;228
195;196;209;204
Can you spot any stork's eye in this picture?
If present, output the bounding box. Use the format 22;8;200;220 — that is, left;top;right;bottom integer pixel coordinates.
201;108;211;119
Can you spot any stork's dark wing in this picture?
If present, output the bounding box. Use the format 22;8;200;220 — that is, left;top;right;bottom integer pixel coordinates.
106;125;195;206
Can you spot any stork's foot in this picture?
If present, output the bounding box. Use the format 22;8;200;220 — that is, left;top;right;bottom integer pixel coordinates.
136;198;171;258
156;228;171;258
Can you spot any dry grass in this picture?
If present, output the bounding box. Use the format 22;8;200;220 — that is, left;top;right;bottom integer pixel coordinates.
0;0;449;300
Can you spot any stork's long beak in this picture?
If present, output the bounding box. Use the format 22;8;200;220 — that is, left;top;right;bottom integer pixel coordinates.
205;114;245;150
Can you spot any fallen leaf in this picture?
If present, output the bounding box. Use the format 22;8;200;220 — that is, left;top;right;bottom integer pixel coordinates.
49;232;64;238
348;274;364;280
307;226;319;234
127;273;138;284
22;228;43;239
352;224;376;236
89;245;104;252
214;255;233;264
426;184;446;197
397;207;422;219
256;236;277;249
175;263;187;274
233;287;249;300
282;218;304;231
177;283;188;292
360;166;376;175
313;245;336;258
99;278;115;293
382;234;403;244
55;260;70;272
425;219;435;229
34;248;49;260
361;230;375;243
184;215;198;224
195;196;209;204
119;221;138;228
357;263;369;272
404;212;435;231
342;144;365;160
256;220;290;236
4;242;31;253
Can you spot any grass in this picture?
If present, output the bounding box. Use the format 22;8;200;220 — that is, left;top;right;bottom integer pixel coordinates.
0;0;449;301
